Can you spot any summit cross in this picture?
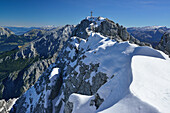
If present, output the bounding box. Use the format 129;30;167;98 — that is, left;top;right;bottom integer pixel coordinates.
91;11;93;17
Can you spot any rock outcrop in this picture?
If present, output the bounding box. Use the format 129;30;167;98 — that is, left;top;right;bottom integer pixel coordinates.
157;32;170;56
0;98;17;113
0;27;14;37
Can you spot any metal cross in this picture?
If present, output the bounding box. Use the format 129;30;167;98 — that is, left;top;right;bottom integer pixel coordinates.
91;11;93;17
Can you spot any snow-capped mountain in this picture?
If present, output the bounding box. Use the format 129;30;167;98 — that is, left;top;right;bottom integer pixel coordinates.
127;26;170;47
9;17;170;113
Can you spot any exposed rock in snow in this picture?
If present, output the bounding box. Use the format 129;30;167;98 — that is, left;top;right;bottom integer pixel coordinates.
0;27;14;37
0;98;17;113
157;32;170;56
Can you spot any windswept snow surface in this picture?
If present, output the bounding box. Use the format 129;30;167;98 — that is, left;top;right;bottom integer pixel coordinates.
69;93;96;113
69;32;170;113
131;56;170;113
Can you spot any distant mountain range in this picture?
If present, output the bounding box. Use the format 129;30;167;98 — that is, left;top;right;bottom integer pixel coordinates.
2;26;59;35
0;27;48;53
2;27;41;35
127;26;170;47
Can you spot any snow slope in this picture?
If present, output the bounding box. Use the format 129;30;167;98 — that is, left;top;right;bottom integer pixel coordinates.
68;32;170;113
131;56;170;113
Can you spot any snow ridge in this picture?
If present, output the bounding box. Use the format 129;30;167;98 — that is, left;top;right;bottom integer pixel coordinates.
68;32;170;113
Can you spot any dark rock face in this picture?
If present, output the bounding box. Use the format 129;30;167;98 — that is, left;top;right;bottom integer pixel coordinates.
157;33;170;56
95;19;130;41
90;93;104;109
64;101;73;113
2;59;51;100
72;19;90;39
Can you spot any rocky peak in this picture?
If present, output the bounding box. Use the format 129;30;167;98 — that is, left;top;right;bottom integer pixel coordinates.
0;98;17;113
0;27;14;37
72;16;151;47
23;29;46;37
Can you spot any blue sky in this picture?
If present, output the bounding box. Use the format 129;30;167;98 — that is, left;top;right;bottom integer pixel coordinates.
0;0;170;27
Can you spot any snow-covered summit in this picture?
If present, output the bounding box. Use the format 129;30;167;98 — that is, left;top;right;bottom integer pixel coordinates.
86;16;105;22
86;16;105;28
